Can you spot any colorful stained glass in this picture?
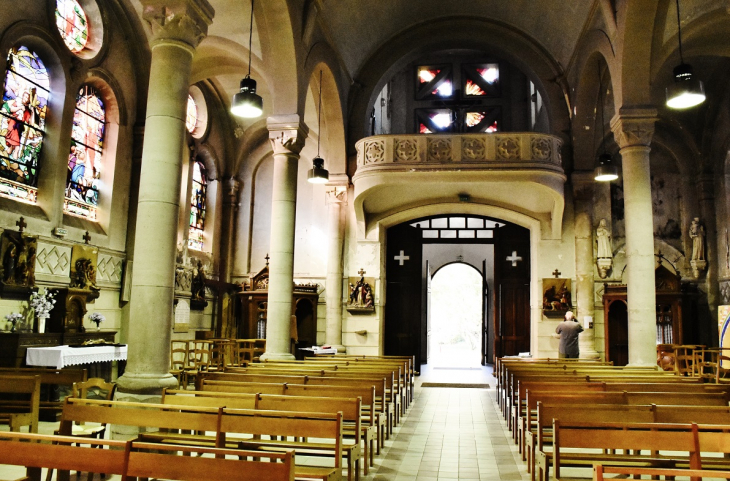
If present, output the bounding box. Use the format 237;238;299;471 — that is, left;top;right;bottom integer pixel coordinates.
55;0;89;53
64;85;105;220
417;65;453;98
186;95;197;134
466;112;485;128
188;161;207;251
464;63;500;97
0;46;50;202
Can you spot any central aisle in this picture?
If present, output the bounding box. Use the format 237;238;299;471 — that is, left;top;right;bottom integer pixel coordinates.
367;381;527;480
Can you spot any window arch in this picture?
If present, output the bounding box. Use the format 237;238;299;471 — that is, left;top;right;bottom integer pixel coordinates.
64;84;105;220
188;160;207;251
55;0;89;54
0;46;50;203
186;94;198;134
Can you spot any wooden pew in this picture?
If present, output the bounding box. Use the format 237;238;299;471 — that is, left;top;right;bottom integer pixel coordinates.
0;368;86;419
58;398;341;481
528;403;730;481
594;465;730;481
162;389;363;480
0;432;296;481
535;421;701;481
0;375;40;433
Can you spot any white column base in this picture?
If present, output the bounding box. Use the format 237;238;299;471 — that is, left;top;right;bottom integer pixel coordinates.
260;351;296;361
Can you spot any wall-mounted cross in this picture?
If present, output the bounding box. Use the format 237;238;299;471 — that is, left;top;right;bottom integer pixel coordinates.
15;216;26;233
552;269;562;278
394;250;410;266
83;231;92;245
358;268;366;276
506;251;522;267
265;253;270;265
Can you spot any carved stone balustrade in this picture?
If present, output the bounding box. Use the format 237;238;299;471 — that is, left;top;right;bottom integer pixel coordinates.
352;133;566;239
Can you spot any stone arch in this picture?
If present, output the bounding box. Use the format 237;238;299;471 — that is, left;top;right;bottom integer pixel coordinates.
302;53;347;175
346;16;570;158
258;0;300;114
195;143;221;181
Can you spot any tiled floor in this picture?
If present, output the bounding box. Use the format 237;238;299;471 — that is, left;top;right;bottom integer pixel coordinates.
0;364;530;481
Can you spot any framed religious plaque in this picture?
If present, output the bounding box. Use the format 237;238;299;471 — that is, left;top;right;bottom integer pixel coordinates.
542;277;572;318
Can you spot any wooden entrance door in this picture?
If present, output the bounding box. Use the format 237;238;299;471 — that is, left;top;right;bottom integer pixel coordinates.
493;224;531;361
384;223;424;367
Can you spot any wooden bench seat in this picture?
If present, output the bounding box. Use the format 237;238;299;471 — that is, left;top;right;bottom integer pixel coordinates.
58;398;341;481
594;464;730;481
0;431;296;481
0;368;87;419
535;421;701;481
0;375;40;433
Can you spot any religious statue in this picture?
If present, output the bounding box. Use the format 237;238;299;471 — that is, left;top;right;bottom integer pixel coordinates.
690;217;705;262
596;218;613;279
69;258;100;291
191;259;206;301
347;269;375;311
689;217;707;278
0;229;38;294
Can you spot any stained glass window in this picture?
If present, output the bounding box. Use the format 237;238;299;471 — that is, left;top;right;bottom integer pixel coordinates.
186;95;197;134
417;109;453;134
464;63;500;97
64;85;105;220
0;46;50;204
188;161;207;251
465;109;500;133
55;0;89;53
416;65;453;99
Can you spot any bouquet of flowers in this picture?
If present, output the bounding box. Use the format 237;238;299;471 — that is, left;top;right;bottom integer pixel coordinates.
89;312;105;325
4;312;23;331
29;289;56;318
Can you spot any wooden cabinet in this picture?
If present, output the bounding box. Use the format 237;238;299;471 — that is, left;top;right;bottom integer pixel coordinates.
602;265;698;366
234;263;319;356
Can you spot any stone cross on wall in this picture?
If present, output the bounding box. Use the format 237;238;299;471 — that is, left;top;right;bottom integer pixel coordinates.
552;269;561;278
15;217;26;233
83;231;92;245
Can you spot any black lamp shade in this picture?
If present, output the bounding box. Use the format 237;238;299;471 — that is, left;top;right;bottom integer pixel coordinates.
666;63;706;109
231;77;263;118
307;157;329;184
594;153;619;182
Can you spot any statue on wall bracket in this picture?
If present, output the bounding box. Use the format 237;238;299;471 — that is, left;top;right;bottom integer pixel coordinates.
689;217;707;278
0;217;38;298
596;218;613;279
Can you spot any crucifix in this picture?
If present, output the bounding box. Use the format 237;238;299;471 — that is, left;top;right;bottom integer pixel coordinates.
83;231;92;245
394;250;410;266
265;253;270;266
358;268;366;276
552;269;561;278
15;216;26;233
506;251;522;267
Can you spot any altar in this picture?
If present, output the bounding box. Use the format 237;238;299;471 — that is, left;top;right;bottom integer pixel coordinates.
25;344;127;380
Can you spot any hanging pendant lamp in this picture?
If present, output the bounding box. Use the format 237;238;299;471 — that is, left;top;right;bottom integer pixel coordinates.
308;70;329;184
594;63;618;182
231;0;263;118
666;0;705;109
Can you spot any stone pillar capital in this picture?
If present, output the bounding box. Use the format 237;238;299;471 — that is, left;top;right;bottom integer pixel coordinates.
142;0;214;48
610;107;658;149
268;115;308;156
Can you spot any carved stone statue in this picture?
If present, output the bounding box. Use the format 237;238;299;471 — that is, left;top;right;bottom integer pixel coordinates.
690;217;707;278
191;259;206;301
70;258;100;291
690;217;705;262
596;218;613;279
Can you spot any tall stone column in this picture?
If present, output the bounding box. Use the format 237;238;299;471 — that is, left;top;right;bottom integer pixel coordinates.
325;187;347;352
572;172;599;359
261;115;307;360
217;178;240;338
117;0;213;394
611;108;658;367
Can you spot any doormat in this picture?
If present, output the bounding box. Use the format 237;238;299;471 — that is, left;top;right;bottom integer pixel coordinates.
421;382;491;389
433;367;483;371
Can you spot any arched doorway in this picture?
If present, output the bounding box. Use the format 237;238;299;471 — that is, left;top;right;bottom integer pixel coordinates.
429;262;483;367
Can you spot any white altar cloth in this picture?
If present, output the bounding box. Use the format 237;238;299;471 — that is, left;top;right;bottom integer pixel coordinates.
26;345;127;369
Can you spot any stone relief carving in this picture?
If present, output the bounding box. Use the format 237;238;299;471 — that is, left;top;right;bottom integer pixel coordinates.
427;138;451;162
142;5;211;47
364;140;385;164
531;137;551;160
720;279;730;305
35;245;70;276
462;137;486;160
97;255;123;284
496;137;520;160
175;266;193;293
610;111;657;149
689;217;707;278
394;139;418;162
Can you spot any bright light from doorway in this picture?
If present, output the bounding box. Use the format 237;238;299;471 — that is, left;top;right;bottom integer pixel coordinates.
430;263;482;368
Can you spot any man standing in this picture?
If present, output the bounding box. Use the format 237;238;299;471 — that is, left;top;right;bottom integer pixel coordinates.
555;311;583;359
